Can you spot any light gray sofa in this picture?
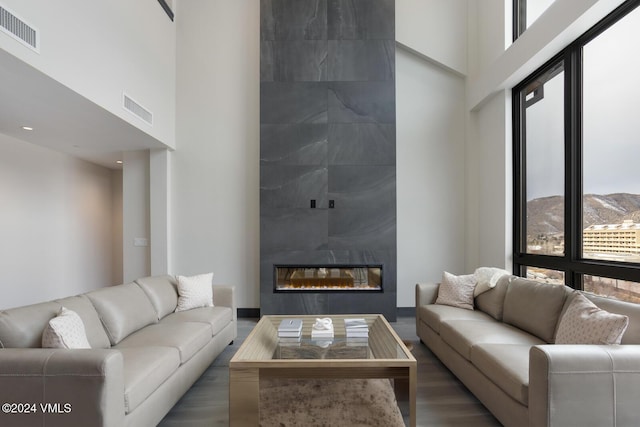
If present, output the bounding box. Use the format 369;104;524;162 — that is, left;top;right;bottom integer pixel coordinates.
416;275;640;427
0;275;237;427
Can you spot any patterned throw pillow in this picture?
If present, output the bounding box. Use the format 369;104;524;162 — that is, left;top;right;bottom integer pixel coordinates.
175;272;215;312
42;307;91;349
555;292;629;344
435;271;476;311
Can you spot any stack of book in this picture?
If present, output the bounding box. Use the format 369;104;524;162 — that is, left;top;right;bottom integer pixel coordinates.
278;319;302;342
344;318;369;339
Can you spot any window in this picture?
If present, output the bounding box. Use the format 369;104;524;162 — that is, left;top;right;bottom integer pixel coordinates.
523;63;565;257
514;0;557;40
513;0;640;302
526;267;564;285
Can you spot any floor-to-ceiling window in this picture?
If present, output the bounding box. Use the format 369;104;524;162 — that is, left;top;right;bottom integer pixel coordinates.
513;0;640;302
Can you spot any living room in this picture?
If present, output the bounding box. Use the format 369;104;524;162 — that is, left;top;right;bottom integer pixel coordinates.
1;0;639;426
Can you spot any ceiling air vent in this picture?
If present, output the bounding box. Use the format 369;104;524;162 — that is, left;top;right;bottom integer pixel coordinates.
0;4;39;52
123;93;153;126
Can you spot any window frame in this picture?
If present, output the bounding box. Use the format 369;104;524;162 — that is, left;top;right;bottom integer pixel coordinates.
513;0;527;40
512;0;640;290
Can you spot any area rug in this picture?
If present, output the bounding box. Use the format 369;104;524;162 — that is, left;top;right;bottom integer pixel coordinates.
259;378;405;427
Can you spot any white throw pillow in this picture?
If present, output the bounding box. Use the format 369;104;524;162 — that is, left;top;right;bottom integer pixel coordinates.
175;272;214;312
474;267;510;296
435;271;476;310
555;293;629;345
42;307;91;349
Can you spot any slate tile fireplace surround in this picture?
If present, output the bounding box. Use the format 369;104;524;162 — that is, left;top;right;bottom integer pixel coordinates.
260;0;397;320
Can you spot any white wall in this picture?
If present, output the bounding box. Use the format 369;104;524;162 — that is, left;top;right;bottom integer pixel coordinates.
466;0;509;80
0;134;116;309
465;91;512;271
396;0;468;75
396;47;466;306
172;0;260;308
0;0;176;147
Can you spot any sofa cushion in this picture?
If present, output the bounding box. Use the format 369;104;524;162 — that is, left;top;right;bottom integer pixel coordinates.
418;304;493;335
42;307;91;349
86;283;158;345
0;301;60;348
556;292;629;344
135;275;178;320
474;274;513;321
440;319;545;361
502;277;570;343
435;272;476;310
117;346;180;414
584;293;640;344
470;344;531;405
55;295;111;349
160;306;233;336
115;322;211;364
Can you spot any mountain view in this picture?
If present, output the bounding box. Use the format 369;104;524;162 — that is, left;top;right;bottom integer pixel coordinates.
527;193;640;237
526;193;640;302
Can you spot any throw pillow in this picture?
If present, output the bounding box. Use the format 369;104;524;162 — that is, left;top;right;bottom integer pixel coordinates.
474;267;510;296
42;307;91;349
555;292;629;344
175;272;214;312
435;271;476;310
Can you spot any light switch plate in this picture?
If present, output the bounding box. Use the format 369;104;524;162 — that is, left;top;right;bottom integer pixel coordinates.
134;237;148;247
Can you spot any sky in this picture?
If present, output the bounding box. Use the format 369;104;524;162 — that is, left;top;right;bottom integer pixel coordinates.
525;3;640;201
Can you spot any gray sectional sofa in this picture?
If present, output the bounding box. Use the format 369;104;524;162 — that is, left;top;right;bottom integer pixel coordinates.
0;275;237;427
416;275;640;427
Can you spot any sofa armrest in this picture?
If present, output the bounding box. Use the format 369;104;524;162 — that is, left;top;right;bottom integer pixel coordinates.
416;283;439;307
530;344;640;427
0;348;124;427
213;284;237;321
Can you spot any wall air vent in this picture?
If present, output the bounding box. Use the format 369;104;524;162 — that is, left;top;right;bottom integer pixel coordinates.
0;4;39;52
123;93;153;126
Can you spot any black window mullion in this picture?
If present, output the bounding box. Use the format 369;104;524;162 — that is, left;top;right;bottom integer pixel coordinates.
512;89;527;268
564;48;582;289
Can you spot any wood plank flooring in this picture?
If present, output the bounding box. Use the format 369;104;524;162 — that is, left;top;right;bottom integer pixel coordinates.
158;316;501;427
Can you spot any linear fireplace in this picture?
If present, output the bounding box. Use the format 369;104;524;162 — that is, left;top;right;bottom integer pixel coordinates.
275;265;382;292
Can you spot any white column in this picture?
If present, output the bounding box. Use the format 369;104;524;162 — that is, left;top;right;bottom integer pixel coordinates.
122;150;150;282
150;148;171;275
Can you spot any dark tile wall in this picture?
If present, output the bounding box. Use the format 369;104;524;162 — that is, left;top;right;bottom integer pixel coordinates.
260;0;396;320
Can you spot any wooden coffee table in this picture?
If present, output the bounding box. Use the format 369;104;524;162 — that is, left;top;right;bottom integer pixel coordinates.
229;314;416;426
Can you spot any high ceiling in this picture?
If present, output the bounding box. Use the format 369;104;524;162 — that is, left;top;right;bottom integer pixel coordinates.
0;48;166;170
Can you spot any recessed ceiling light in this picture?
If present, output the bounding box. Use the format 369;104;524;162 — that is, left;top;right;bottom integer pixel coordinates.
116;160;123;164
22;126;33;131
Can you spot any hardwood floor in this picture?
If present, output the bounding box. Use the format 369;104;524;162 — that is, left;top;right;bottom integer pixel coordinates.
158;316;501;427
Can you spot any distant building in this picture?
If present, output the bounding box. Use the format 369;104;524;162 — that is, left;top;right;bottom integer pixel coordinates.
583;220;640;256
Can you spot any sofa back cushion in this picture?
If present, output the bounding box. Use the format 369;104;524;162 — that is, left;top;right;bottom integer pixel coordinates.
503;277;571;343
86;283;157;345
584;293;640;344
55;295;111;349
0;301;60;348
135;275;178;320
475;275;513;320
